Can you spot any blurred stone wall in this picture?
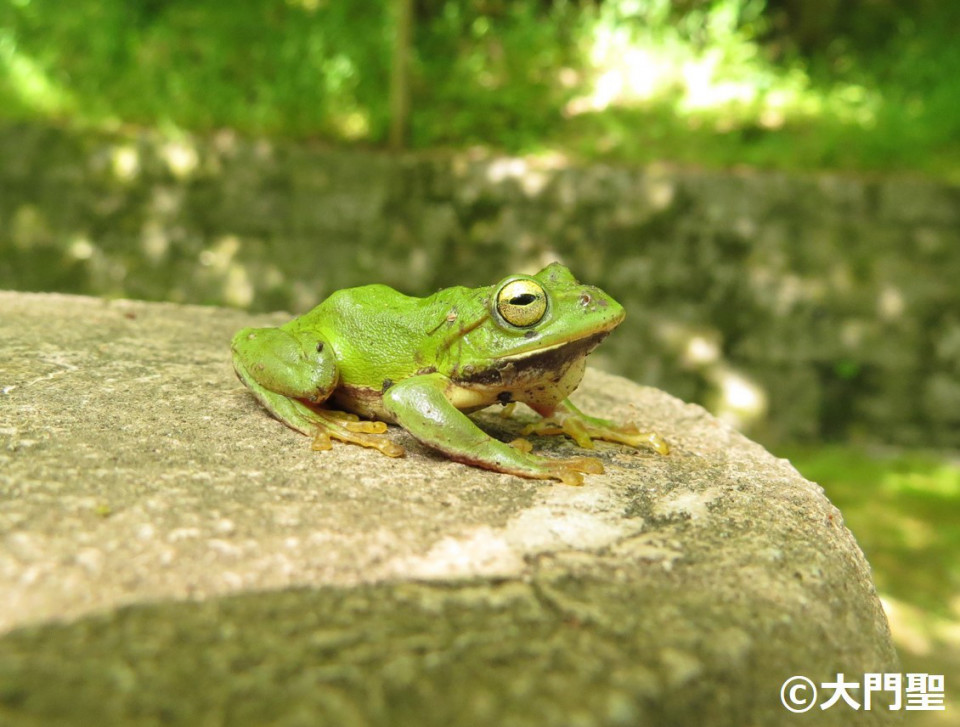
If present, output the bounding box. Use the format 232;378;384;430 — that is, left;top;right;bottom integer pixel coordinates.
2;122;958;446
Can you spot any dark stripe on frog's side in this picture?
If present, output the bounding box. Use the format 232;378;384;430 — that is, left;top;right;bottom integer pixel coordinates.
320;334;607;419
451;330;611;386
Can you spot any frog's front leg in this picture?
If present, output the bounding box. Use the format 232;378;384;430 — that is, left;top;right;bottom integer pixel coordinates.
382;373;603;485
522;398;669;455
231;327;402;456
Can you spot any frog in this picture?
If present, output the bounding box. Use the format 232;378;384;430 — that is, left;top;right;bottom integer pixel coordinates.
231;263;668;485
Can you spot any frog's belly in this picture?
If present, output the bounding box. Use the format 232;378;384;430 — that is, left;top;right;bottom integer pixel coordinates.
500;357;586;413
329;357;586;422
329;381;502;423
448;357;587;414
330;387;393;422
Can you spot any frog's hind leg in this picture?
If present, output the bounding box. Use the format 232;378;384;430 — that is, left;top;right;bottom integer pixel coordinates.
236;368;403;457
231;326;403;457
382;372;605;485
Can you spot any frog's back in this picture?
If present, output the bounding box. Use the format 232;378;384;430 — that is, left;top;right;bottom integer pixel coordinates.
305;284;415;330
288;284;468;388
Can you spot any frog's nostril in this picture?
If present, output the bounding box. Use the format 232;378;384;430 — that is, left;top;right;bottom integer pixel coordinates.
579;293;592;306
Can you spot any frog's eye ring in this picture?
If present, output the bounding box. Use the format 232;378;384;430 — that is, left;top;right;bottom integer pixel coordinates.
496;279;547;327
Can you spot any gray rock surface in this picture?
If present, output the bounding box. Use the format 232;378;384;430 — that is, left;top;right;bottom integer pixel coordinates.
0;290;899;725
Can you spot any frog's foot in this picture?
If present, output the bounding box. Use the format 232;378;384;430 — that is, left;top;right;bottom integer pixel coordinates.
503;437;604;485
523;405;669;455
539;455;605;487
600;424;670;455
308;408;404;458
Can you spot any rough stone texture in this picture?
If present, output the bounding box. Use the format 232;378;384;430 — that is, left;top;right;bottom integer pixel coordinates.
1;291;899;725
2;123;958;448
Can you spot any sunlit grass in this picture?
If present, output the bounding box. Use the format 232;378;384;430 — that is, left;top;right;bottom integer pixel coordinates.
0;26;73;117
781;445;960;724
782;446;960;616
1;0;957;179
546;0;959;176
566;0;878;132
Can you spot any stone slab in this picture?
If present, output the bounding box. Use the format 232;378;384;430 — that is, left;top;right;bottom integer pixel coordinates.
0;291;899;725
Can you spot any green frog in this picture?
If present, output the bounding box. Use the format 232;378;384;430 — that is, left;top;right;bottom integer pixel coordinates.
231;263;667;485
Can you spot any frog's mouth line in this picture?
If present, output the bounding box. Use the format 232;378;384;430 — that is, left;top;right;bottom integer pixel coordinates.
454;330;612;386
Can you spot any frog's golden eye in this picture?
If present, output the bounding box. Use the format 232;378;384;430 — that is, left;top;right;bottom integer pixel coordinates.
497;279;547;327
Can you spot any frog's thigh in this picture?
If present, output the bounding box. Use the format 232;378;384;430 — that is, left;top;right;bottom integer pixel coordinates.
232;327;338;401
232;327;339;435
381;373;602;484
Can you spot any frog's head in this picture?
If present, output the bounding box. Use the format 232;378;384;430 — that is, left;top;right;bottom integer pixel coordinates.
444;263;624;387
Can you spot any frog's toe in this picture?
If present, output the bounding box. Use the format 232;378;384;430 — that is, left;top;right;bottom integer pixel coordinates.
311;430;333;451
541;455;604;486
344;420;389;434
324;410;362;422
560;417;596;449
364;435;405;458
522;417;597;449
591;424;669;454
520;420;564;438
508;437;534;453
620;428;670;455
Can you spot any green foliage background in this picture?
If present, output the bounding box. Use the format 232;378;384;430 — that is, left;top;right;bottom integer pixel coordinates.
2;0;959;177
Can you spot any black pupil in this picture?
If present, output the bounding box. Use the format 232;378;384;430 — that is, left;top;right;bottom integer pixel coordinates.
510;294;537;306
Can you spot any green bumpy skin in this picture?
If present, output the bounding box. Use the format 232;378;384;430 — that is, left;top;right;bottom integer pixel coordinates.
231;263;668;485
